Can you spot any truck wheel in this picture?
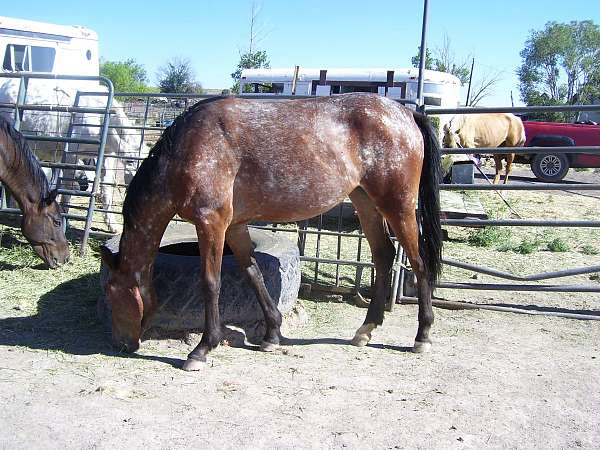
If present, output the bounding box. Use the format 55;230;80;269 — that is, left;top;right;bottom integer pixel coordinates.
531;153;570;182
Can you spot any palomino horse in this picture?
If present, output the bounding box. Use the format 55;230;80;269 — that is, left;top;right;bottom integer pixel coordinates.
443;113;526;184
0;115;69;268
101;93;443;371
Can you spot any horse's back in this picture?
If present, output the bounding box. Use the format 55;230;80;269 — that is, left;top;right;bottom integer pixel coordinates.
170;94;423;223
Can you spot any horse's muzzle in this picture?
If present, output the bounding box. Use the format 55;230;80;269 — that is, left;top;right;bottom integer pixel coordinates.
112;337;141;353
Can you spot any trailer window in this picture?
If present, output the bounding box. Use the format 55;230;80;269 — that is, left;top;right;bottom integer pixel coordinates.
30;46;55;72
3;44;26;70
2;44;55;72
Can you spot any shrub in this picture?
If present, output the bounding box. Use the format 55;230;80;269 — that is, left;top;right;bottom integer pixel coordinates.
547;238;569;252
514;238;540;255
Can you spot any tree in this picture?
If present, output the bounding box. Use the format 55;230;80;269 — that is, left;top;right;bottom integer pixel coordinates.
231;1;271;93
100;59;152;93
518;20;600;121
411;36;502;105
231;51;270;93
156;57;202;94
467;67;504;106
411;46;434;70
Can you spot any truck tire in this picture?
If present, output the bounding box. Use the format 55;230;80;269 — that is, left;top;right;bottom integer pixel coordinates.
530;153;570;182
99;222;301;331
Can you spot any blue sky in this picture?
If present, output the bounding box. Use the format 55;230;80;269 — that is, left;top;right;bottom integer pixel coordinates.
3;0;599;106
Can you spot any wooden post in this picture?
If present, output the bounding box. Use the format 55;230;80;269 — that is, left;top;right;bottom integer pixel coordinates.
291;65;300;95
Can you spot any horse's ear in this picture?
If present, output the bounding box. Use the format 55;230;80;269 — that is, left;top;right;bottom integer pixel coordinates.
100;245;119;271
44;189;58;206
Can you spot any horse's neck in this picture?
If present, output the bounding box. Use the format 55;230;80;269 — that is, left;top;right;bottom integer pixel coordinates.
0;137;42;213
117;209;174;276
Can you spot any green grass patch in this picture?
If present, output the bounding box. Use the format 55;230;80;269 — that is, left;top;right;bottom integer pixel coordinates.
468;226;511;248
547;238;570;253
581;244;599;255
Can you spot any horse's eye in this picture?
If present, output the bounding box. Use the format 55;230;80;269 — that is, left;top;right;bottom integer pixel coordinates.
53;218;62;227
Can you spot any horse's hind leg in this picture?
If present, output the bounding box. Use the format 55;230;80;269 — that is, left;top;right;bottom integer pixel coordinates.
493;155;502;184
349;188;396;347
182;210;229;371
226;224;282;351
379;204;434;353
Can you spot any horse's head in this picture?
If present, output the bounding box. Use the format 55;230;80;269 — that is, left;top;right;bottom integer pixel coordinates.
100;246;144;353
21;189;70;268
442;121;463;148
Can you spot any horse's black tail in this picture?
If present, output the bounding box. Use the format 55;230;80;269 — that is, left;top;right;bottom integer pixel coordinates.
412;111;443;286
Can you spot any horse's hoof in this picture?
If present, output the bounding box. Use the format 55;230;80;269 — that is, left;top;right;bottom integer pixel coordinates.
182;356;206;371
412;341;432;353
350;323;377;347
260;341;279;352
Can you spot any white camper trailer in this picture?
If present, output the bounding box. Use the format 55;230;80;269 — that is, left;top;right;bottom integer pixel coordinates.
0;15;99;76
238;67;461;108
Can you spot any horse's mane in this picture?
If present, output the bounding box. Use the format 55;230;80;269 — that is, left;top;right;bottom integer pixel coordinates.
123;96;229;227
0;114;50;201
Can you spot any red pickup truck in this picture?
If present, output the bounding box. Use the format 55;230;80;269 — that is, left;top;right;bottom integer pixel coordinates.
519;120;600;181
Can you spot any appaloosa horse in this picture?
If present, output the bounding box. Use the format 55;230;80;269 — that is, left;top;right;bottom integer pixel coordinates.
101;93;443;370
443;113;526;184
0;116;69;268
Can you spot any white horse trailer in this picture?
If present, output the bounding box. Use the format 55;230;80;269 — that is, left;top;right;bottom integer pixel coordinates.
238;67;461;108
0;15;98;76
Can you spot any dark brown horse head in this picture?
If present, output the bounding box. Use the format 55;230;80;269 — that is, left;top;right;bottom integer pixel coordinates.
21;189;70;268
100;246;143;352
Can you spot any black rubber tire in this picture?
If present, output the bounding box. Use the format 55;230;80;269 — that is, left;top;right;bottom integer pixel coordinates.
99;222;300;331
530;153;570;182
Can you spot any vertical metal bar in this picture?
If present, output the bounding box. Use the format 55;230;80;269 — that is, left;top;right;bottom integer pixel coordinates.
335;203;344;286
297;219;308;256
314;214;324;284
354;221;364;294
139;96;151;155
465;58;475;106
389;242;403;311
13;76;28;131
416;0;429;109
80;77;114;255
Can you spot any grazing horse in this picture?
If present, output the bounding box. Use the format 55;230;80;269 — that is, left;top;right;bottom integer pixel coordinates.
0;116;69;268
443;113;526;184
100;93;443;371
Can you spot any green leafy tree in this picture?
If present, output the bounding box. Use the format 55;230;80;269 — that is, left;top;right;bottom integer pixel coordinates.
100;59;152;93
230;50;270;93
156;57;202;94
411;47;434;70
518;20;600;121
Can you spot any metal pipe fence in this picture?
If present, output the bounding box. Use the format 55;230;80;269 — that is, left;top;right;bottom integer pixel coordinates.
0;72;114;253
2;84;600;306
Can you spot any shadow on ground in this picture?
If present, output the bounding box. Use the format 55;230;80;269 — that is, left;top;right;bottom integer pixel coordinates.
0;272;182;367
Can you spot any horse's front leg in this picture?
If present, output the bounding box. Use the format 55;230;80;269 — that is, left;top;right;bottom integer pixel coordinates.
182;212;229;371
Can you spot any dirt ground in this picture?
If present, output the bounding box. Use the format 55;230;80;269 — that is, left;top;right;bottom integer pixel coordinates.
1;287;600;449
1;167;600;449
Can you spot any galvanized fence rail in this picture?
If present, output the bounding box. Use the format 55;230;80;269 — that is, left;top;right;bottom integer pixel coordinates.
91;93;600;305
0;72;114;253
421;103;600;300
3;85;599;305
